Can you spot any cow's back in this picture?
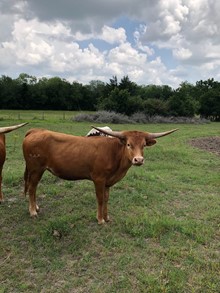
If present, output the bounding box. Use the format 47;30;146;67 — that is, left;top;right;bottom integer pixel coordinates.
22;129;125;182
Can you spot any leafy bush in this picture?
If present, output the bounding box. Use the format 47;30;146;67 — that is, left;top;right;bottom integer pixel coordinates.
143;98;168;116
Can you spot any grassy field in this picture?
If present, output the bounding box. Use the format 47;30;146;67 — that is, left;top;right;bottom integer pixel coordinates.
0;109;88;122
0;111;220;293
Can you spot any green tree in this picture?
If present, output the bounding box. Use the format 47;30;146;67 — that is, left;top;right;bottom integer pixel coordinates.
119;75;138;95
42;77;72;110
195;78;220;120
16;73;37;109
83;80;105;111
200;89;220;121
143;98;168;116
168;82;198;117
126;95;144;115
17;73;37;85
0;75;22;109
139;84;173;101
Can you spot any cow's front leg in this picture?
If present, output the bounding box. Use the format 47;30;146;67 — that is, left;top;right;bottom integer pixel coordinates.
103;187;110;222
94;182;105;224
0;168;3;203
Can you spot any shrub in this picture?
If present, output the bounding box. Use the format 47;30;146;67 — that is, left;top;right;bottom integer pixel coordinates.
144;115;210;124
130;112;149;123
73;111;210;124
73;111;134;124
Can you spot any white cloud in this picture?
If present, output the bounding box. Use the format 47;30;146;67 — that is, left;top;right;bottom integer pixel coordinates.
108;43;146;65
2;19;54;65
0;0;219;88
99;26;126;44
173;48;192;60
72;31;93;42
73;25;127;45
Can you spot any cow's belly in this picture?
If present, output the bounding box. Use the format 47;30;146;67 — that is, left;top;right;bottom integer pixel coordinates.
46;162;91;181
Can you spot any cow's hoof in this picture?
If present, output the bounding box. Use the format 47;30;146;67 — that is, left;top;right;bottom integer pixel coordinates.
104;216;110;222
98;219;105;225
30;210;38;217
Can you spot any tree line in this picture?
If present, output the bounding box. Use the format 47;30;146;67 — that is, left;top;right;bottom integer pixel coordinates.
0;73;219;121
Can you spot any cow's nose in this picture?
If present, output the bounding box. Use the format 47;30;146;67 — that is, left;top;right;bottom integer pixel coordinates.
132;156;144;166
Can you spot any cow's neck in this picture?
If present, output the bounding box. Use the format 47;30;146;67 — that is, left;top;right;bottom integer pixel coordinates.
106;144;132;187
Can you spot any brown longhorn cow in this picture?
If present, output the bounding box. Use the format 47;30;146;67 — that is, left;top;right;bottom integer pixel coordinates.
22;126;178;224
0;123;28;202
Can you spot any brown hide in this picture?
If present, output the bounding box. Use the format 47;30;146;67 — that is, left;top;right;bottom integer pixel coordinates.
0;135;6;201
0;123;28;202
23;127;177;223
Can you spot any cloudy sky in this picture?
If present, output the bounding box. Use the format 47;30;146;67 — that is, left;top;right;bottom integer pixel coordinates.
0;0;220;88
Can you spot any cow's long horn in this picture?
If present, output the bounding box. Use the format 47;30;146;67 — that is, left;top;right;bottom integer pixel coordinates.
0;122;29;134
147;128;178;139
91;126;125;139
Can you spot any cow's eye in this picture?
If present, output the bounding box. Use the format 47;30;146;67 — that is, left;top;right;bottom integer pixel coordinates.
127;143;131;149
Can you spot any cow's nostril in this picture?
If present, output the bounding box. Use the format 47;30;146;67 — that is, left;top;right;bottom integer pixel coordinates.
133;157;144;165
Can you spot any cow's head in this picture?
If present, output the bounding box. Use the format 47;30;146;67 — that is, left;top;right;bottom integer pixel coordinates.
91;126;178;166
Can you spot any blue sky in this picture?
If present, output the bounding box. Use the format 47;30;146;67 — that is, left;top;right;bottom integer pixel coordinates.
0;0;220;88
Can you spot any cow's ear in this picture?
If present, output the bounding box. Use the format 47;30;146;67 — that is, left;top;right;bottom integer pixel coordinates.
119;137;127;145
145;139;157;147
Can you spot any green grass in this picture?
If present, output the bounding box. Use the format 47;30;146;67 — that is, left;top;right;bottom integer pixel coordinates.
0;109;86;122
0;112;220;292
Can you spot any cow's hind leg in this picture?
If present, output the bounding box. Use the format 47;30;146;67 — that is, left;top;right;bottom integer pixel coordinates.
0;167;3;203
24;166;29;197
103;187;110;222
28;170;44;217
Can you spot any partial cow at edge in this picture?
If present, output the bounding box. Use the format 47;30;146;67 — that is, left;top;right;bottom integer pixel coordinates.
23;126;178;224
0;123;28;202
86;126;113;137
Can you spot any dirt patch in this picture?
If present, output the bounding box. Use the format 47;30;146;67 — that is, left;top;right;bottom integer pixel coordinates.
189;137;220;156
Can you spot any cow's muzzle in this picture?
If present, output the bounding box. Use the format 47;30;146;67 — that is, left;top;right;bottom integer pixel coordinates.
132;156;144;166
